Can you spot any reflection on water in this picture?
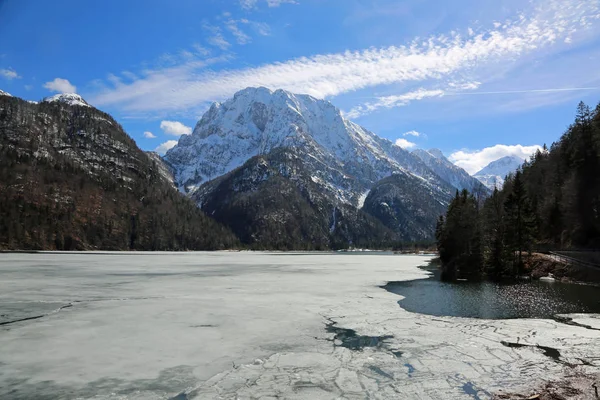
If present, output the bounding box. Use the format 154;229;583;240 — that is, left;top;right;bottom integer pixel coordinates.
383;266;600;319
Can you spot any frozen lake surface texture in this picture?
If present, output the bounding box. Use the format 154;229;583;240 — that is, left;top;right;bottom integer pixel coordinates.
1;252;599;399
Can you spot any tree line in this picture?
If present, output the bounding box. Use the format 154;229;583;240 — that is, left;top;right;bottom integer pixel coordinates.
436;101;600;280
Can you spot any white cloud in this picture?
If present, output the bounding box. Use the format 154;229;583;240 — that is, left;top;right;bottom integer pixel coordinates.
0;68;20;80
346;89;444;119
404;130;421;137
449;144;543;174
192;44;211;56
160;120;192;136
154;140;179;155
208;34;230;50
266;0;297;6
43;78;76;93
240;0;296;9
226;19;251;45
394;138;417;149
143;131;157;139
90;0;600;116
252;21;271;36
240;0;257;8
203;23;231;50
346;82;481;118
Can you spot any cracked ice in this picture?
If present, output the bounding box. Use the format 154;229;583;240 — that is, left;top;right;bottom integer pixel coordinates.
0;252;599;399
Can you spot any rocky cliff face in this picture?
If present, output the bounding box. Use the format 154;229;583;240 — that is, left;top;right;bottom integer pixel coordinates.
412;148;489;195
194;148;397;249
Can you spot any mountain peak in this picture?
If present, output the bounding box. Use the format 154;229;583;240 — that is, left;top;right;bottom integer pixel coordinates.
474;155;525;189
412;148;488;193
166;87;449;199
0;89;12;97
475;155;524;176
427;148;446;160
42;93;90;108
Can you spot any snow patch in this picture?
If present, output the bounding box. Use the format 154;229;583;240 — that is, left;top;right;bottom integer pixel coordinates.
42;93;90;107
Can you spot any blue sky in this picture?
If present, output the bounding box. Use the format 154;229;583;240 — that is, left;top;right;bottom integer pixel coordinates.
2;0;600;173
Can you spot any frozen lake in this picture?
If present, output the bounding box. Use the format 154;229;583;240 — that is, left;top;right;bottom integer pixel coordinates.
1;252;599;399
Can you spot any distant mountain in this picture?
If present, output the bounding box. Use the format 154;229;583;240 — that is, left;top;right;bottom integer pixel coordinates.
412;148;489;195
167;87;458;246
0;90;11;97
0;92;237;250
474;155;525;189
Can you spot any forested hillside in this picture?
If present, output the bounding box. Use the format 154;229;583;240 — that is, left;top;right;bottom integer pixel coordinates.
436;101;600;280
0;94;238;250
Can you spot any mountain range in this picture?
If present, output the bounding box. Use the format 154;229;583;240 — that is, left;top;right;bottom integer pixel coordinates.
1;87;492;250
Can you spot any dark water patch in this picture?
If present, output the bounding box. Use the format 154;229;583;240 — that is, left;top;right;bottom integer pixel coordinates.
368;365;394;380
392;350;404;358
169;393;188;400
325;320;392;351
404;363;415;377
382;265;600;319
501;340;561;361
189;324;216;328
553;315;600;331
462;381;489;400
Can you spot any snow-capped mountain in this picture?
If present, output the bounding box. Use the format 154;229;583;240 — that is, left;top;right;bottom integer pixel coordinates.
473;155;525;189
166;87;453;206
412;148;489;194
0;89;11;97
42;93;90;107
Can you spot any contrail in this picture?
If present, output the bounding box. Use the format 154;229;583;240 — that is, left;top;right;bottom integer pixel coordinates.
446;87;600;96
346;87;600;101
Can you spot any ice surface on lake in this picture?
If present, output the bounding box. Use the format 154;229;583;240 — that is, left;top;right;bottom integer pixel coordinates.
1;252;599;399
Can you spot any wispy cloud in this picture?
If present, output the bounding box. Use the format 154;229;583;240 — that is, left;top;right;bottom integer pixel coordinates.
44;78;76;93
346;89;445;119
143;131;157;139
404;130;421;137
89;0;600;118
225;19;251;45
160;120;192;136
154;140;179;155
449;144;542;174
203;22;231;50
240;0;297;9
0;68;20;80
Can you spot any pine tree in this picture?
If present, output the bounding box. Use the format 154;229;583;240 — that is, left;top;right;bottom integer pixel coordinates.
503;170;536;276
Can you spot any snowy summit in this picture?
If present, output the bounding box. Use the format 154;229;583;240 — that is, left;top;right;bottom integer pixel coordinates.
42;93;90;108
474;155;525;189
165;86;457;203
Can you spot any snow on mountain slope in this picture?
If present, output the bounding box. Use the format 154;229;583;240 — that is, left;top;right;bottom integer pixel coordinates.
473;155;525;189
0;90;11;97
166;87;454;206
412;148;489;194
42;93;90;107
